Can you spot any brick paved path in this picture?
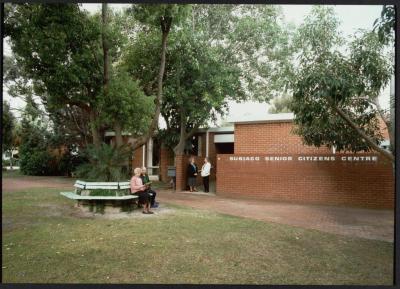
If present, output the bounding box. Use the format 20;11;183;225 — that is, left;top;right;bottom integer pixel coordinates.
157;190;394;242
2;175;74;192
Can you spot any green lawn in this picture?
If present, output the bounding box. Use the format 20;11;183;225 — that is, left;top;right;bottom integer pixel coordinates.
2;187;393;285
2;169;23;178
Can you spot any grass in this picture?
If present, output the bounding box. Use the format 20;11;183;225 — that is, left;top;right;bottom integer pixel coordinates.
2;186;394;285
2;169;23;178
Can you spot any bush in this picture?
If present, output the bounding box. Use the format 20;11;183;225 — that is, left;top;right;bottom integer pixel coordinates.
2;158;9;167
20;150;56;176
58;152;87;176
75;144;131;181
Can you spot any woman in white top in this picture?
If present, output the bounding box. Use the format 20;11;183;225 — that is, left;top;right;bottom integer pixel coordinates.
200;157;211;193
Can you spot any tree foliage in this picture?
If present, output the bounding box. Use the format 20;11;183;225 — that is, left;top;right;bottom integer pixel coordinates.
163;29;245;153
191;4;295;101
5;3;158;152
290;6;394;161
268;94;293;113
2;101;16;153
122;4;294;153
373;5;395;45
18;97;55;175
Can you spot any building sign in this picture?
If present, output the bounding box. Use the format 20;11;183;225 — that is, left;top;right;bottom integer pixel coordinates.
227;155;378;162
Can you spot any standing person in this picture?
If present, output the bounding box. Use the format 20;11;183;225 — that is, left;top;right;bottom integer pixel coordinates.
200;157;211;193
130;167;153;214
140;167;158;208
187;156;198;192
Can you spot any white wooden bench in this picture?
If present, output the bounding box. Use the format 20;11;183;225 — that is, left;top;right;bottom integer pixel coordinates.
60;180;138;201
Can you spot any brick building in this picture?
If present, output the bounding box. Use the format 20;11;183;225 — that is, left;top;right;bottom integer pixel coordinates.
110;113;393;209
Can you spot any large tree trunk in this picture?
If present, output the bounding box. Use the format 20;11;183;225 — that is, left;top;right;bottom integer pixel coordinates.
89;109;101;148
132;18;172;151
103;4;121;149
114;121;123;148
102;3;109;94
174;108;187;155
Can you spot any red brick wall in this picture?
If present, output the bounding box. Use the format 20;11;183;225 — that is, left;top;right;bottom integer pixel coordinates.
175;155;187;191
216;154;394;209
378;117;390;139
132;146;144;170
160;145;175;182
235;122;331;154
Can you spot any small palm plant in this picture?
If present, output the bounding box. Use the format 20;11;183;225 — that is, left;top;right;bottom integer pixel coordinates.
75;143;132;182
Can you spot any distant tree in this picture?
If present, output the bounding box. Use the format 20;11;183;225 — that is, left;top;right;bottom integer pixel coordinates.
2;101;15;154
268;94;293;113
291;6;394;163
18;96;57;175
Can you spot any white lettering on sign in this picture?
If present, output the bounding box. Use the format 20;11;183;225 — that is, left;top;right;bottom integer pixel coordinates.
298;156;335;161
229;156;260;161
341;156;378;162
265;156;293;161
228;155;378;162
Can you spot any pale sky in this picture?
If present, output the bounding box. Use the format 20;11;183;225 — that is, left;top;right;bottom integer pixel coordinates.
3;4;392;124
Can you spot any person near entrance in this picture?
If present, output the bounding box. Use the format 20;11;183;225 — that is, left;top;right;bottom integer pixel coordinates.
200;157;211;193
187;156;198;192
140;167;158;208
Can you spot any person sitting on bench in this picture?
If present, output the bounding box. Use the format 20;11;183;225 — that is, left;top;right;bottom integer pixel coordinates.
130;167;153;214
140;167;158;208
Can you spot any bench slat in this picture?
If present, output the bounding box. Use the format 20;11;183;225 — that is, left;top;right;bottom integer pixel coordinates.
74;184;85;189
85;185;119;190
119;185;131;189
60;192;138;200
86;182;120;186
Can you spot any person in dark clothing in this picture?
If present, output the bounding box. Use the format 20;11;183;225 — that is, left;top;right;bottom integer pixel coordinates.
187;156;198;192
140;167;158;208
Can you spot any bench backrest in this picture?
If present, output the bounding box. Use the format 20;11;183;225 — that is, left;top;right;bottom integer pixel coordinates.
118;181;131;190
74;180;130;190
74;180;87;189
85;182;119;190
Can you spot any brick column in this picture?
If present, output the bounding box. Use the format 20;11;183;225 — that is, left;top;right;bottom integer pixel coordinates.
175;154;188;192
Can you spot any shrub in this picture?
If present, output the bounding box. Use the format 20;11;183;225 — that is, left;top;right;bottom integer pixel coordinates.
2;159;9;167
75;144;132;181
20;150;55;175
58;152;87;176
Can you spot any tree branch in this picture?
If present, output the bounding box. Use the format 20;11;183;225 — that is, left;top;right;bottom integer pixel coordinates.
330;102;394;163
352;95;393;150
